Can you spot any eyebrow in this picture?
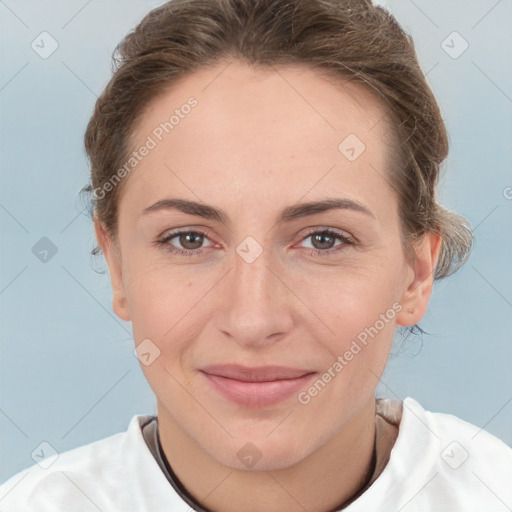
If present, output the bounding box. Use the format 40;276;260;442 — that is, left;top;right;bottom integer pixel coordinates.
141;197;375;224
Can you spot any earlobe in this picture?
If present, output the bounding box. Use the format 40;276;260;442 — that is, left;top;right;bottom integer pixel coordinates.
395;232;442;327
93;218;131;322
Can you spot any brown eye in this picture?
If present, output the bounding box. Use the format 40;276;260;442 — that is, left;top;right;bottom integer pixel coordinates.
177;231;204;250
156;230;212;256
310;232;337;250
299;228;354;257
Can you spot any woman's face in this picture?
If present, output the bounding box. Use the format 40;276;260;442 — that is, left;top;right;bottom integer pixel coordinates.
96;60;437;470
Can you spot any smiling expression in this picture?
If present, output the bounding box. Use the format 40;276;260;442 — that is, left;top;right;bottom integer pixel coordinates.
95;59;433;471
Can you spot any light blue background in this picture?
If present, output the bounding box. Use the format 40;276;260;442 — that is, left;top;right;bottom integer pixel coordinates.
1;0;511;483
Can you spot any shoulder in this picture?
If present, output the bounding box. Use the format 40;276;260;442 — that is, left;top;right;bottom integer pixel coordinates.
402;396;512;468
350;397;512;512
0;415;170;511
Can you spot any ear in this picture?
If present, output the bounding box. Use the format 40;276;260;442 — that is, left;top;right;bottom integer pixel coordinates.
395;231;442;327
93;217;131;322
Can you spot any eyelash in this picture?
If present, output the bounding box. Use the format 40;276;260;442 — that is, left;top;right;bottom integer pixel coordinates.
155;228;355;258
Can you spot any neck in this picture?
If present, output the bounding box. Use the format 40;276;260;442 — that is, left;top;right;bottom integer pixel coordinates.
157;396;377;512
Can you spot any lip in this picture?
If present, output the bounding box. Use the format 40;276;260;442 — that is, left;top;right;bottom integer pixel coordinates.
200;364;317;408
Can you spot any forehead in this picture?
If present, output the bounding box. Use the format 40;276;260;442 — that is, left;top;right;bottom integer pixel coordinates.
132;59;391;146
122;60;395;213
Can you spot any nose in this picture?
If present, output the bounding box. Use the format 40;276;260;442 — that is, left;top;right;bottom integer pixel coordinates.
214;240;295;349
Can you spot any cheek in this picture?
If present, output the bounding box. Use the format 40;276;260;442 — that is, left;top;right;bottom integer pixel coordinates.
301;257;403;335
125;262;222;381
124;232;406;355
124;270;184;361
126;269;205;397
124;253;205;332
295;255;404;384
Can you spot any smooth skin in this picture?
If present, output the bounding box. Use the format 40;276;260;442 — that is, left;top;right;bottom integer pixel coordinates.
95;59;441;512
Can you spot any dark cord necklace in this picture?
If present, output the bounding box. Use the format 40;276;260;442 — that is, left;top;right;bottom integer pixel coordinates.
328;425;378;511
155;423;211;512
155;417;378;512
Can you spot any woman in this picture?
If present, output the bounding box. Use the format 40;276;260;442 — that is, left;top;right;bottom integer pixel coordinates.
1;0;511;510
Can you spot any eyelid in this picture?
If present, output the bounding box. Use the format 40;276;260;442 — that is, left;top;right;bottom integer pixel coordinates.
158;228;217;247
156;225;356;257
298;226;355;243
159;225;353;243
158;224;216;239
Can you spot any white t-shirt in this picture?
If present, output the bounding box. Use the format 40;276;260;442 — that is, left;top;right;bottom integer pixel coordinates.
1;396;511;511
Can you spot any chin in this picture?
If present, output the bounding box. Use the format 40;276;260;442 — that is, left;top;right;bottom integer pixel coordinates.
205;431;314;472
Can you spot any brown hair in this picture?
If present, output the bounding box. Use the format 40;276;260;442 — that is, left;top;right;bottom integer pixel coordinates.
82;0;473;280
